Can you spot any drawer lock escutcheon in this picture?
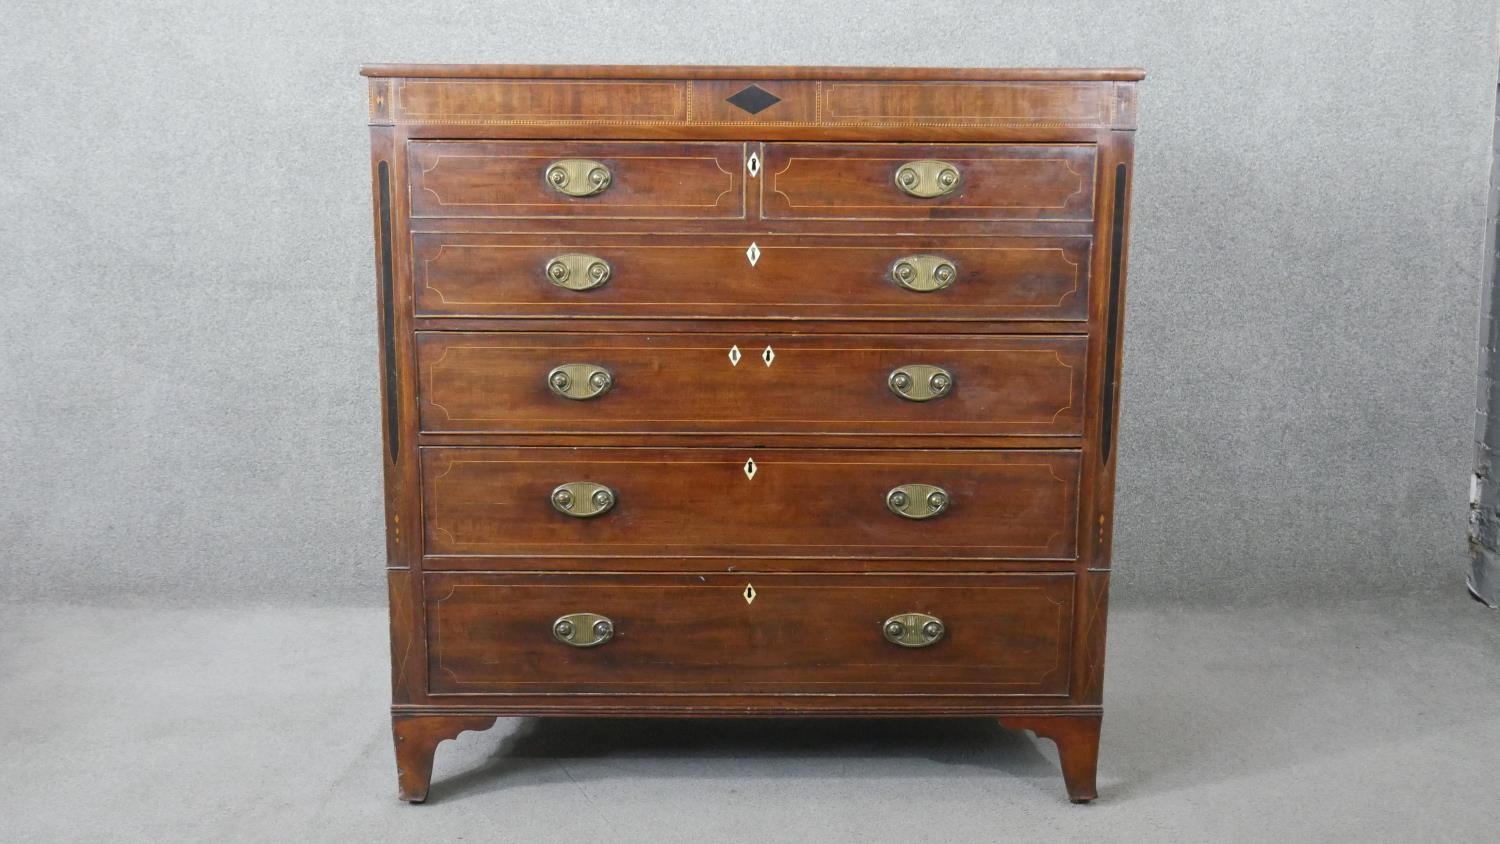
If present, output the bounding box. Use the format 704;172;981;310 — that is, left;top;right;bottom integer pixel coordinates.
893;160;961;198
886;483;950;519
883;613;946;648
547;364;614;400
889;365;954;402
890;255;957;292
553;613;615;648
551;482;617;518
545;254;612;291
544;159;613;197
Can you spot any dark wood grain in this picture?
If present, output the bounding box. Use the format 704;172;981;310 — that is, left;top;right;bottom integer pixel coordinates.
391;714;498;803
367;63;1140;805
762;143;1096;222
408;141;744;219
411;232;1090;321
368;126;422;567
422;447;1081;560
416;332;1087;437
425;572;1074;696
998;714;1102;803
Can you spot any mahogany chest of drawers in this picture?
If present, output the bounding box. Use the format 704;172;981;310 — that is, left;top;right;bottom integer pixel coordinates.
362;63;1141;803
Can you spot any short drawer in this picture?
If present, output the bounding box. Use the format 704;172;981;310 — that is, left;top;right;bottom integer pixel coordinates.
425;572;1075;696
761;143;1096;222
411;233;1090;321
408;141;745;219
422;447;1080;560
417;332;1086;437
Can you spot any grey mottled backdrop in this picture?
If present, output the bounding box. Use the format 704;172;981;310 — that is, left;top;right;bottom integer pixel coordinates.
1;1;1496;605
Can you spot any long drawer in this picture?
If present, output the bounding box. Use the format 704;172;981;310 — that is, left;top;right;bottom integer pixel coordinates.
421;447;1080;559
424;572;1075;696
411;233;1090;321
417;332;1086;437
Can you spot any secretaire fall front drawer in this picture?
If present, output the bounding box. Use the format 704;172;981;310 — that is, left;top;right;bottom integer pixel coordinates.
424;572;1076;696
411;233;1090;321
421;447;1080;560
408;141;745;219
416;332;1086;437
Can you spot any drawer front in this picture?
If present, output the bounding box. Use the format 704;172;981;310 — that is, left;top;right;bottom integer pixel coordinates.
408;141;746;219
418;332;1086;437
425;572;1075;696
422;447;1080;559
412;233;1089;321
762;143;1096;222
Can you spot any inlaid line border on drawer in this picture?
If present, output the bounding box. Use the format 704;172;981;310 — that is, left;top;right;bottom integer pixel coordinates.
417;244;1084;310
417;335;1084;433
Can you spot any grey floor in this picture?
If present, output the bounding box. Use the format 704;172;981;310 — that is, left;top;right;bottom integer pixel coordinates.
3;592;1497;842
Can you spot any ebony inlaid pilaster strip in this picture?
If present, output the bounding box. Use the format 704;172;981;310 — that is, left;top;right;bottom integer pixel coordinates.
1101;163;1127;462
377;160;399;461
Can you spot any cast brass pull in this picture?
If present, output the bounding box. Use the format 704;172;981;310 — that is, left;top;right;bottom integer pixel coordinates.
544;159;612;197
547;364;613;400
883;613;946;647
553;613;615;647
551;482;616;518
886;483;950;519
893;160;961;198
890;255;957;292
889;365;953;402
545;254;612;291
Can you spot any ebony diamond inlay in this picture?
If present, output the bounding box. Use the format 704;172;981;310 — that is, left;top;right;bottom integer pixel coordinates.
725;84;781;115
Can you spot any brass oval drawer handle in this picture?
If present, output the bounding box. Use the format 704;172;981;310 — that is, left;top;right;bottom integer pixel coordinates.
883;613;945;647
890;255;957;292
886;483;950;519
889;365;953;402
545;254;612;291
893;160;961;198
547;364;613;400
551;482;616;518
544;159;612;197
553;613;615;647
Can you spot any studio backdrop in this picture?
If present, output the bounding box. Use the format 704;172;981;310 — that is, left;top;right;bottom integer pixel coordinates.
0;0;1494;604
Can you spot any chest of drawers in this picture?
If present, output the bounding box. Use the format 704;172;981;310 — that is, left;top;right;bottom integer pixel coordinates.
363;64;1141;804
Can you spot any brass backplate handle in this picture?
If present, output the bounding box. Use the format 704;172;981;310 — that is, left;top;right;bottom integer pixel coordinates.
883;613;946;647
551;481;617;518
889;365;953;402
553;613;615;647
893;160;961;198
545;254;612;291
547;364;614;400
890;255;957;292
886;483;950;519
545;159;612;197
